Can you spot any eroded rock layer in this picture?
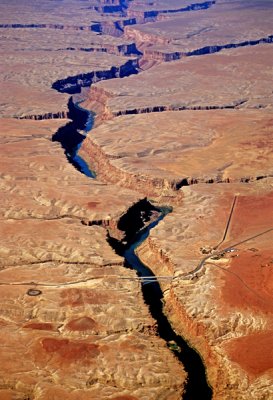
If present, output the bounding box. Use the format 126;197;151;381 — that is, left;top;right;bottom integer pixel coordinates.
83;45;273;118
137;183;273;399
1;0;273;399
80;109;273;191
124;0;273;61
0;118;186;399
0;0;141;118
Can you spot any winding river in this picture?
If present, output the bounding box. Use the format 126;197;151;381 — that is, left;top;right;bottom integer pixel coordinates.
53;99;212;400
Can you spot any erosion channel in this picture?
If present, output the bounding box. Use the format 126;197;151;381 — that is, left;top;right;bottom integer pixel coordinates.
52;97;212;399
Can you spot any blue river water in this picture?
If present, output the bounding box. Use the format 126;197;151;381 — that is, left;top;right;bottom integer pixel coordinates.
123;211;167;279
70;101;96;178
60;100;212;400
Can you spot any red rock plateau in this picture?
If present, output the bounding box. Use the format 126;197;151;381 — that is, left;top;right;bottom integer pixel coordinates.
0;117;186;399
80;109;273;194
84;45;273;116
137;183;273;399
124;0;273;61
1;0;273;399
0;0;141;118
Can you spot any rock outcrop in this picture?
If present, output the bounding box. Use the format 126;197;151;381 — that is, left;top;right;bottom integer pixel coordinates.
1;0;273;399
90;0;216;37
17;111;69;120
0;117;186;399
136;184;273;400
79;135;183;199
52;59;139;94
83;45;273;118
79;109;273;192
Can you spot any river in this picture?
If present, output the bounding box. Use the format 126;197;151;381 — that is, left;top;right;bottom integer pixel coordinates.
52;99;212;400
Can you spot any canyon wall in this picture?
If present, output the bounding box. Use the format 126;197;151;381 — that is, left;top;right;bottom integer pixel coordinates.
1;0;273;399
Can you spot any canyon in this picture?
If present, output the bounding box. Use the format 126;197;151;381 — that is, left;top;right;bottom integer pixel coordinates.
0;0;273;399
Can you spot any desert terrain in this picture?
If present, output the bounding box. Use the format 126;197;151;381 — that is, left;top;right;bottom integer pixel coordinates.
0;0;272;399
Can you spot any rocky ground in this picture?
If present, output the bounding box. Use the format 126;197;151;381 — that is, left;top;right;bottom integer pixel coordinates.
0;31;135;117
83;45;273;116
0;119;186;400
124;0;273;61
1;0;273;399
137;183;273;400
80;108;273;188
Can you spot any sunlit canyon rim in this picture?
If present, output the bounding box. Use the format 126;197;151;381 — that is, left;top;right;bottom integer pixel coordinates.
0;1;273;400
53;98;212;399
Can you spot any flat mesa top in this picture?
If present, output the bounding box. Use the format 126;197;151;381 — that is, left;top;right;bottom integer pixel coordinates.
90;45;273;112
88;109;273;181
125;0;273;52
0;0;273;399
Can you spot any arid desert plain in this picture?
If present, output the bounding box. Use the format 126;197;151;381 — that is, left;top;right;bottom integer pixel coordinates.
0;0;272;399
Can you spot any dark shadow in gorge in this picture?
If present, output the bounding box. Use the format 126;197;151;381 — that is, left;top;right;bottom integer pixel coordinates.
107;207;212;400
51;66;212;400
52;97;95;177
52;96;213;399
51;59;139;94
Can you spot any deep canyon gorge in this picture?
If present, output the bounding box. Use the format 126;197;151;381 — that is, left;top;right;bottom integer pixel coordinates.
0;0;272;400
